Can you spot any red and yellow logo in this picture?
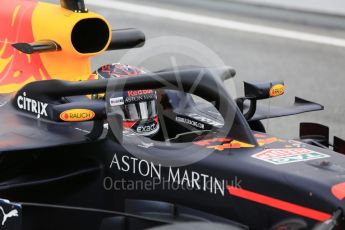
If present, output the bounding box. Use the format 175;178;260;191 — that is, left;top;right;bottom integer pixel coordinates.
0;0;51;93
0;0;112;93
60;109;95;122
194;138;255;151
269;84;285;97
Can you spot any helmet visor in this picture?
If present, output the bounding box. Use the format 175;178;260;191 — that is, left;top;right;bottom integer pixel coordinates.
123;100;157;121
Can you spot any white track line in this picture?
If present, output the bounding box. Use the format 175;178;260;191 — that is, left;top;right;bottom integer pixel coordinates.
85;0;345;48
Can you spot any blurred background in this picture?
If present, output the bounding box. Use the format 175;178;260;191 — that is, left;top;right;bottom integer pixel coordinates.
65;0;345;139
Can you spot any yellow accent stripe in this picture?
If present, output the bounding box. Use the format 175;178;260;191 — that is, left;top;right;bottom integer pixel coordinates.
26;54;31;63
0;38;9;56
0;39;13;74
11;5;21;27
39;68;46;80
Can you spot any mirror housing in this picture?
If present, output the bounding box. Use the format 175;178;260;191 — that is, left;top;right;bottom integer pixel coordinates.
244;81;285;100
237;80;285;120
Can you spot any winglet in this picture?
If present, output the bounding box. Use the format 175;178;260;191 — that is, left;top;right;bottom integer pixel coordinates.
12;40;61;54
60;0;88;13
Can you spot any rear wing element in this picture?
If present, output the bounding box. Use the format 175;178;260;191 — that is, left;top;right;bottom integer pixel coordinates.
249;97;323;121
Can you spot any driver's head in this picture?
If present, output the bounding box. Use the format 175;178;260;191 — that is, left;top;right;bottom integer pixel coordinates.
93;63;160;137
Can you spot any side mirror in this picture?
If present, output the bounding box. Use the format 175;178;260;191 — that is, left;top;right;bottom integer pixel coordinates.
244;81;285;100
237;80;285;120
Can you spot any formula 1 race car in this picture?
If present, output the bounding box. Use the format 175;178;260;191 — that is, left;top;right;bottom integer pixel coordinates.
1;0;345;230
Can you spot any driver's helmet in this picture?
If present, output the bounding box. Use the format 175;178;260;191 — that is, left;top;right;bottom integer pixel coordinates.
93;63;160;137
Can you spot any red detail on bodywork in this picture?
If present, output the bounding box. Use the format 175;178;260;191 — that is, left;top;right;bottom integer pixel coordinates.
123;121;136;129
227;186;331;222
0;0;50;87
331;182;345;200
194;138;232;146
154;116;158;124
257;137;280;146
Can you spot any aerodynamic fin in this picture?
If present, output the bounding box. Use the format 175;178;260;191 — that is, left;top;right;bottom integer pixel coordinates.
300;122;329;147
12;40;61;54
237;81;325;121
334;136;345;155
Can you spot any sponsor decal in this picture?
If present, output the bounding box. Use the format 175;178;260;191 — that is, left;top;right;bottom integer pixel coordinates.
16;92;48;117
125;117;159;136
254;133;300;147
60;109;95;122
194;138;255;150
186;113;223;128
252;148;330;165
254;134;303;147
257;137;283;146
110;97;124;106
176;116;205;129
207;140;255;151
125;91;157;104
0;206;18;226
269;84;285;97
127;90;153;97
109;153;227;196
136;123;158;134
